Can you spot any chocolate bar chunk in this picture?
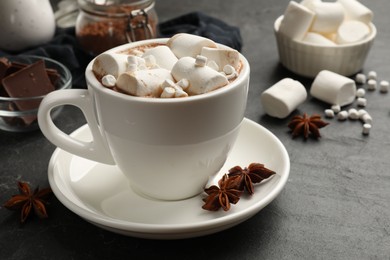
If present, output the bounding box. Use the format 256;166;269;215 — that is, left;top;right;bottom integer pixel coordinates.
2;59;55;111
0;58;11;96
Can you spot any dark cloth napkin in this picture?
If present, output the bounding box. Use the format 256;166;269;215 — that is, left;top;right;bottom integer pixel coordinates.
158;12;242;52
0;12;242;88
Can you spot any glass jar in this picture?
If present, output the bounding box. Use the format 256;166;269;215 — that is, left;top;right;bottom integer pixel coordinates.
76;0;158;56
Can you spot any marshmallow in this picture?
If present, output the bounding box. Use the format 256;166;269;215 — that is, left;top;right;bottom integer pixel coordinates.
356;88;365;98
260;78;307;119
174;87;189;98
207;60;219;71
331;104;341;113
324;109;335;118
367;79;377;91
368;71;377;80
300;0;320;9
355;73;367;84
336;20;371;44
337;111;348;121
310;70;356;106
143;55;158;68
171;57;229;95
360;111;372;124
348;108;359;120
101;74;116;88
161;87;176;98
177;78;189;90
222;64;238;80
116;68;173;97
160;79;189;98
301;32;337;46
200;47;240;71
92;53;128;78
223;65;236;75
357;109;368;118
278;1;315;41
308;2;345;34
161;78;177;90
380;80;389;93
195;55;207;67
167;33;218;59
362;123;371;135
127;55;146;71
357;97;367;107
338;0;373;24
142;46;178;71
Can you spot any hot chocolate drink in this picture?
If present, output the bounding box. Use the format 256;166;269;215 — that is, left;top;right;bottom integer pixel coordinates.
92;33;242;98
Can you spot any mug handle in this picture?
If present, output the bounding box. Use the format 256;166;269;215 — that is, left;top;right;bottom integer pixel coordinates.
38;89;115;165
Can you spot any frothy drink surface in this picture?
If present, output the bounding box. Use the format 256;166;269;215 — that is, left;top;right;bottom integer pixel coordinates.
92;33;242;98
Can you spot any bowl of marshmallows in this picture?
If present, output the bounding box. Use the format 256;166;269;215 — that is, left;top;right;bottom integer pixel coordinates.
274;0;376;78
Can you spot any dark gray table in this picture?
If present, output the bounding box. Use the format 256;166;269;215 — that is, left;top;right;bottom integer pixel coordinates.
1;0;389;259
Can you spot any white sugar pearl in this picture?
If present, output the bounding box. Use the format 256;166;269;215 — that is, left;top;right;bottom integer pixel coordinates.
367;79;377;91
331;104;341;113
337;110;348;121
356;88;365;98
101;74;116;88
362;123;371;135
355;73;366;84
368;71;377;80
357;97;367;107
379;80;389;93
348;108;359;120
195;55;207;67
324;109;335;118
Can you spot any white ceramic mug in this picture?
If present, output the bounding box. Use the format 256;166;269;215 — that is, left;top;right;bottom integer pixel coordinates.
38;39;250;200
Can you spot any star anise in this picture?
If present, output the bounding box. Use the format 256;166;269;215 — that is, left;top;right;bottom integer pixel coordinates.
202;174;242;211
3;181;52;223
228;163;276;195
288;113;329;139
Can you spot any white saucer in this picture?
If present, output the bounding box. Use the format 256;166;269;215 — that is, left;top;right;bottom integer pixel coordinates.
48;118;290;239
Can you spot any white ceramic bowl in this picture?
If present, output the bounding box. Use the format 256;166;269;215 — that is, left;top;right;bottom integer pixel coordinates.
274;16;376;78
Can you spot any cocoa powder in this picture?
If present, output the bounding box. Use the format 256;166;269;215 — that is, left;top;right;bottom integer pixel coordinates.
77;15;157;55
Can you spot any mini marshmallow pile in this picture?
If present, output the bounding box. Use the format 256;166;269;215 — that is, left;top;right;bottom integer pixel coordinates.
92;33;241;98
279;0;373;46
321;70;389;135
261;69;389;136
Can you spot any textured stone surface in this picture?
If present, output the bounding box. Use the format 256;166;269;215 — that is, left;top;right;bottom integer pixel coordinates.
1;0;389;259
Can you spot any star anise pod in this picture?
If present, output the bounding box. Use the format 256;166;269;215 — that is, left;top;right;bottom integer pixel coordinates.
288;113;329;139
3;181;52;223
228;163;276;195
202;174;242;211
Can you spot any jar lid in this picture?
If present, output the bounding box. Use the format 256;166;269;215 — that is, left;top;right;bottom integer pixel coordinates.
54;0;80;28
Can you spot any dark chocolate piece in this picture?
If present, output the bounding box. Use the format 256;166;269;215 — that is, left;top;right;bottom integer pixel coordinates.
0;58;11;96
2;59;55;112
